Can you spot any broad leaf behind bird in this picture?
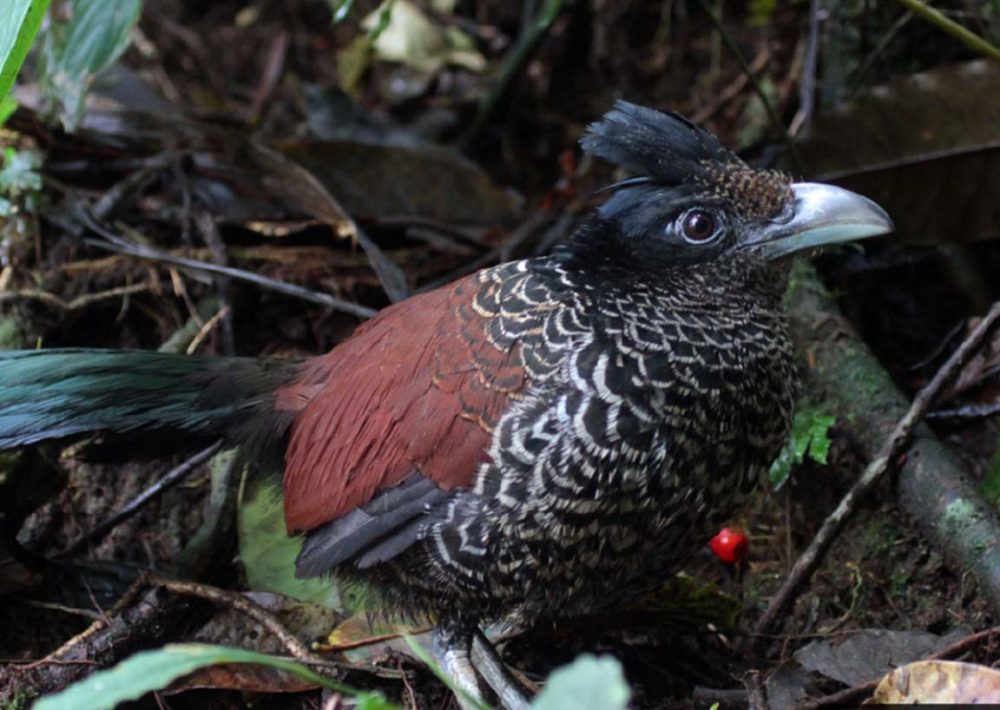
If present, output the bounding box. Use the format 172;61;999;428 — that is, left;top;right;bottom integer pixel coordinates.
0;101;892;708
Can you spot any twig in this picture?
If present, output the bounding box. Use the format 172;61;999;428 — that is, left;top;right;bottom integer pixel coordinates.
691;49;771;124
927;401;1000;420
249;31;289;122
847;5;918;98
186;305;231;355
77;212;376;319
373;216;488;250
458;0;569;149
892;0;1000;63
691;0;803;172
791;0;821;135
417;208;556;293
194;211;236;355
13;598;104;622
797;625;1000;708
21;578;144;670
0;282;151;311
62;442;224;557
141;573;330;667
755;299;1000;635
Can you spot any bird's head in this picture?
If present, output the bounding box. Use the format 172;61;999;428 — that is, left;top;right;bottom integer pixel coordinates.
573;101;892;273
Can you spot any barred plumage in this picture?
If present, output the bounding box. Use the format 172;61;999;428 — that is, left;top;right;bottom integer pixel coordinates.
341;248;797;625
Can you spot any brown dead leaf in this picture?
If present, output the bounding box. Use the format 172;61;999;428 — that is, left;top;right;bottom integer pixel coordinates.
169;662;318;694
319;612;432;664
869;660;1000;704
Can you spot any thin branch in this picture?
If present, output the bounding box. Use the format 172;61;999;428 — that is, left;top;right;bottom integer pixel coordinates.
927;401;1000;420
0;282;151;311
22;579;145;671
141;573;324;664
892;0;1000;63
458;0;569;149
186;305;231;355
76;212;376;320
691;0;803;172
62;442;224;557
755;299;1000;635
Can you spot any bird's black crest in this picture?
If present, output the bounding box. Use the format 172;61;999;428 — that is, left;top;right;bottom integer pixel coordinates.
581;101;737;184
582;101;792;219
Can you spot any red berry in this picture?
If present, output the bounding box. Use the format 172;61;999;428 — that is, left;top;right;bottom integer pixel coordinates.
710;527;748;564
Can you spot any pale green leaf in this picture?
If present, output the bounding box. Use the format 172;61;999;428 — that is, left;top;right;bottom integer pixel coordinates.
533;655;631;710
37;0;142;131
238;476;354;610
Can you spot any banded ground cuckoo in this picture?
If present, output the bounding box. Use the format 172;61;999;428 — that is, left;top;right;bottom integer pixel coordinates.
0;102;892;707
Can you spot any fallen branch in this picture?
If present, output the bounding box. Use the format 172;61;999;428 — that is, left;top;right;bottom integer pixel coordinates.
756;281;1000;634
0;583;187;701
758;262;1000;634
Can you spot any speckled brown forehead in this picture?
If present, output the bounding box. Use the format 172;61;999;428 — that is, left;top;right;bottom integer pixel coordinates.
694;160;793;220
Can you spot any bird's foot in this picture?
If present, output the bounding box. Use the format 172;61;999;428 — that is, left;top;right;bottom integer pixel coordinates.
472;629;531;710
433;622;531;710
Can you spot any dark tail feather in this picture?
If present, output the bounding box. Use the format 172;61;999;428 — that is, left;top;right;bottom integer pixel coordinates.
0;349;299;451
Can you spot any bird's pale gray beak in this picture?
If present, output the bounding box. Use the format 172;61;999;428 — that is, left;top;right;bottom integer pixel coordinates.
748;183;894;260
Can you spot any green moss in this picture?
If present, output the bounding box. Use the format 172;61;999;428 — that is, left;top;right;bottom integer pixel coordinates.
0;317;22;350
982;430;1000;509
861;516;902;556
1;687;37;710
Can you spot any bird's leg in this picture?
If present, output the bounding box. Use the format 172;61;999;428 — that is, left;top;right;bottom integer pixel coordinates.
433;617;485;710
432;616;532;710
471;628;531;710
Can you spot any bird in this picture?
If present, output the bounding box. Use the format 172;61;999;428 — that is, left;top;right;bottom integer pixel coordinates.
0;101;892;707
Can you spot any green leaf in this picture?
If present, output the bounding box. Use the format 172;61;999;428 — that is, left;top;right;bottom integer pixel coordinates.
533;655;631;710
769;405;835;490
0;0;51;108
982;430;1000;507
33;643;394;710
0;145;43;196
0;95;17;124
37;0;142;131
749;0;777;26
238;476;353;610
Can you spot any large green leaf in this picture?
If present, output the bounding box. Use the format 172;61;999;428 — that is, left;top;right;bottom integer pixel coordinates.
33;643;396;710
37;0;141;130
238;475;351;609
0;0;51;122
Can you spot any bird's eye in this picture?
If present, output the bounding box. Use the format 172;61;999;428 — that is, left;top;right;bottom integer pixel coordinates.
680;209;718;243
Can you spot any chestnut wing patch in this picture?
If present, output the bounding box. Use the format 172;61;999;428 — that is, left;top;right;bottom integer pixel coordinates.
279;269;536;534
